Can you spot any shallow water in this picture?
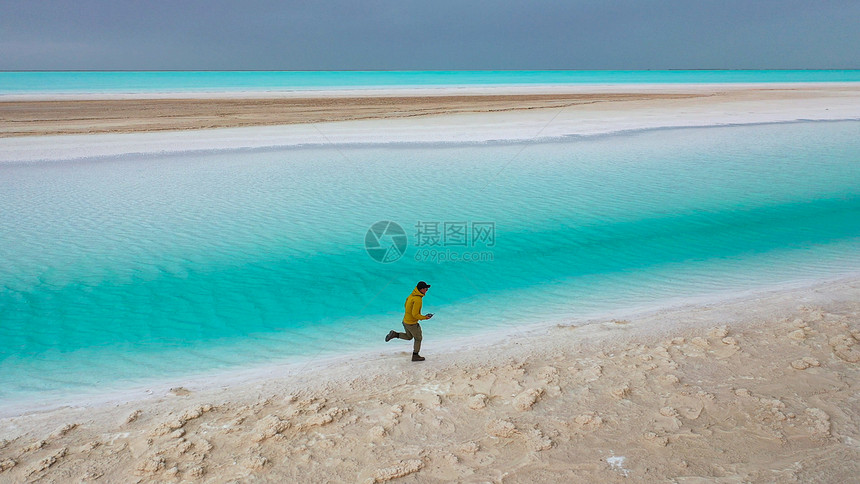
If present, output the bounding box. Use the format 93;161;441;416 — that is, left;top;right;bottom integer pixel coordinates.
1;121;859;403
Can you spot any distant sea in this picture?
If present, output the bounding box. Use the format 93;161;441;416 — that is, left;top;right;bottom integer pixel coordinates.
1;70;860;95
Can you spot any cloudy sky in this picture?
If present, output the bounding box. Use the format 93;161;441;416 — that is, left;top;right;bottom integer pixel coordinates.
1;0;858;70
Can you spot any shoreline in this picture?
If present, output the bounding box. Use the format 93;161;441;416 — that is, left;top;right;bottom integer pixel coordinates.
1;275;857;481
0;272;854;416
9;118;860;167
2;272;859;420
2;83;860;163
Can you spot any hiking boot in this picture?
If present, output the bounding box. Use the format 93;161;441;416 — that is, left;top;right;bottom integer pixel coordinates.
412;353;425;362
385;330;397;342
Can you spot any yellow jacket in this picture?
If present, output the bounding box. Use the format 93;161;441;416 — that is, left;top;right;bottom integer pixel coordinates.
403;288;430;325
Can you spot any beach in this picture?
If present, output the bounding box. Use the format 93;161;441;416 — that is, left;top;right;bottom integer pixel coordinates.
1;83;860;482
0;278;858;482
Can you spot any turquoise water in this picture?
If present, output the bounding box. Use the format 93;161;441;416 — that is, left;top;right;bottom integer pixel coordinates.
1;121;859;405
1;70;860;95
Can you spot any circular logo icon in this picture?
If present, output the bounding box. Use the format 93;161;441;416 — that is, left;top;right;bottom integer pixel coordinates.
365;220;408;263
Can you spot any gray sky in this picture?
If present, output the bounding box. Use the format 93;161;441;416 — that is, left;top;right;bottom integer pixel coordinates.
1;0;858;70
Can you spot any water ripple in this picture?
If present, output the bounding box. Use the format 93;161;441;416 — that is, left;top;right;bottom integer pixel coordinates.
1;121;859;401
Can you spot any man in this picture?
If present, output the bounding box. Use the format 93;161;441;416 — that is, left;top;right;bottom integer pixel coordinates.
385;281;434;361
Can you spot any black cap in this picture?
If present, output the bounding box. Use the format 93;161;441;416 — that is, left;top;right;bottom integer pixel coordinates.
416;281;431;289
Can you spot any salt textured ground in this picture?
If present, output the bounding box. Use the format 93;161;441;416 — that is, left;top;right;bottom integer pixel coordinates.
0;277;858;482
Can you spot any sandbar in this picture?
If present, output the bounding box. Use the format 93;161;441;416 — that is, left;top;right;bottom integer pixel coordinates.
2;83;859;164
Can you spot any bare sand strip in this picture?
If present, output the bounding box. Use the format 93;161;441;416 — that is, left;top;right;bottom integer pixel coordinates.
1;84;858;138
0;92;700;137
0;277;858;482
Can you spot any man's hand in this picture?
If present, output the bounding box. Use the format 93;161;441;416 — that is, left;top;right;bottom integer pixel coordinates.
426;313;434;319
